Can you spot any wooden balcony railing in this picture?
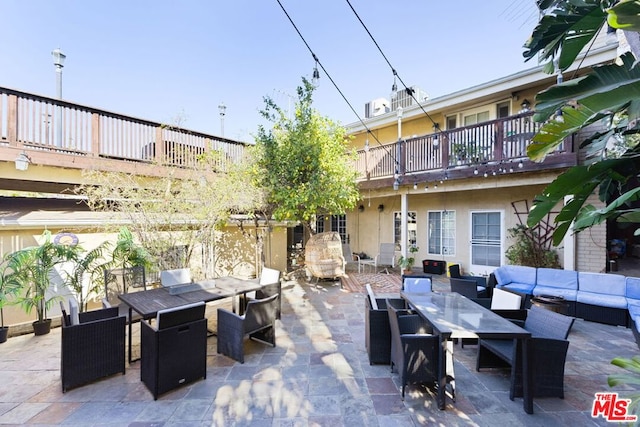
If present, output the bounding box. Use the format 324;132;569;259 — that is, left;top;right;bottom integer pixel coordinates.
355;113;575;182
0;86;247;172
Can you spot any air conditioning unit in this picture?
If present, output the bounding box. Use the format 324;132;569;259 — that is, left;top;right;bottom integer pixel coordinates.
364;98;390;118
391;86;428;111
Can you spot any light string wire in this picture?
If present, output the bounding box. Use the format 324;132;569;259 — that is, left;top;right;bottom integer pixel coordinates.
274;0;402;174
344;0;442;133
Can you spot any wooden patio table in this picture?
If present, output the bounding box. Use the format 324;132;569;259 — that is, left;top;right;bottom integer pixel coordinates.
119;277;262;363
401;291;534;414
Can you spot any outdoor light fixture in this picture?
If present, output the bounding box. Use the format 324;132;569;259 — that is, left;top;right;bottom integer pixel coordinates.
520;99;530;112
483;171;488;178
15;152;31;171
424;184;429;191
358;204;364;212
432;134;439;149
391;73;397;94
218;102;226;137
377;204;384;213
474;167;478;175
312;55;320;86
413;182;418;190
393;179;399;191
518;160;524;169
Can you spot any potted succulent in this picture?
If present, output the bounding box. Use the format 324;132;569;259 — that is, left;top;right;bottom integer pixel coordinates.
6;230;76;335
0;258;21;343
398;245;420;274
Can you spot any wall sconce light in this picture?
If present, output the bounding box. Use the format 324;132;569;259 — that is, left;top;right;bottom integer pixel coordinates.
377;204;384;213
358;204;364;212
15;152;31;171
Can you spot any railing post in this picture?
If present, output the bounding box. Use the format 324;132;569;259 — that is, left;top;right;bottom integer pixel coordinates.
155;126;164;163
7;94;20;148
494;121;504;161
441;132;449;171
91;113;100;157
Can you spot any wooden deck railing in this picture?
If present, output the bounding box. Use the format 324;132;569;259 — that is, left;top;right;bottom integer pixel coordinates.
0;86;247;172
356;113;574;181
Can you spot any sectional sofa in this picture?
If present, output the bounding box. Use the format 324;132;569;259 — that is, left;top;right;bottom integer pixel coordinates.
494;265;640;328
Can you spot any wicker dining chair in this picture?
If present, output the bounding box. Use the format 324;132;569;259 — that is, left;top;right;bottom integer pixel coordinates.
217;293;279;363
60;300;126;392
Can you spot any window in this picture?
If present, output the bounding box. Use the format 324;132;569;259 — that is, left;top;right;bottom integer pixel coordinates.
427;211;455;255
315;215;325;233
331;214;347;243
446;115;457;130
394;211;417;251
463;110;490;126
497;102;510;118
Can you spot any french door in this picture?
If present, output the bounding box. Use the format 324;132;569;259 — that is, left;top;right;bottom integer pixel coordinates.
470;211;503;275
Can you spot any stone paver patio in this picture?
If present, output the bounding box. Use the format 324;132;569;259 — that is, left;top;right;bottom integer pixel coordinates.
0;273;638;426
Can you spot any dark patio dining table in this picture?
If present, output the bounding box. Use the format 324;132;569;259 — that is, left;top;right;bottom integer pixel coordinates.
401;291;534;414
118;276;262;363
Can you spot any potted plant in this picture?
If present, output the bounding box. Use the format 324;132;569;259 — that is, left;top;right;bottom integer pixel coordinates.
6;230;76;335
63;240;112;312
398;245;419;274
0;257;21;343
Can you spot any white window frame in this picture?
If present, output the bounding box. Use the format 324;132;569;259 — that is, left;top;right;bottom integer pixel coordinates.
394;211;417;251
427;210;456;256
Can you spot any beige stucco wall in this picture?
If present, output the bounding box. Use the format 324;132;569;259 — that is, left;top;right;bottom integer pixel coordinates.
347;181;563;276
0;223;288;329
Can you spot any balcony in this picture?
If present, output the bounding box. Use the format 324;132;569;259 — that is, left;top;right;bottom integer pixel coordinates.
0;86;248;185
355;113;577;188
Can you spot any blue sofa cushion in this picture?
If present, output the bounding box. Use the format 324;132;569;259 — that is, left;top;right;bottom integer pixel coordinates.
577;272;627;309
494;265;536;294
626;277;640;313
533;268;578;301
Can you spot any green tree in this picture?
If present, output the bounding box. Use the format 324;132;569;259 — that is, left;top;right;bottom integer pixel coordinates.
78;148;261;277
523;0;640;245
253;78;360;234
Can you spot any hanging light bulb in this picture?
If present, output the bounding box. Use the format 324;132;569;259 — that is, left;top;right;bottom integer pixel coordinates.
312;55;320;86
518;160;524;169
474;167;478;175
555;108;564;123
434;183;438;189
413;182;418;190
391;70;397;94
483;171;488;178
424;184;429;191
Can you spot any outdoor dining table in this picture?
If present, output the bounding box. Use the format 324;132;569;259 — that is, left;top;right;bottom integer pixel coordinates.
118;276;262;363
401;291;534;414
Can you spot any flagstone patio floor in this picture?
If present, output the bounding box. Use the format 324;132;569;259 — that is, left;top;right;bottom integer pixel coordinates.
0;272;638;426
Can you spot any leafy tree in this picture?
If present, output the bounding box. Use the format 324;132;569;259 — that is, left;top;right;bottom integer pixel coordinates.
523;0;640;245
78;148;261;277
253;78;360;235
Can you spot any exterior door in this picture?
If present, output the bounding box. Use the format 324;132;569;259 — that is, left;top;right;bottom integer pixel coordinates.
470;211;503;275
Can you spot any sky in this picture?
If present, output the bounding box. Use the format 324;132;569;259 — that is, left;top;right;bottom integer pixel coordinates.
1;1;540;143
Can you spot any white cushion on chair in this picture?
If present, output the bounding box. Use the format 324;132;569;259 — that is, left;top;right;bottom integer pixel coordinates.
365;284;378;310
160;268;192;287
68;298;80;326
491;288;522;310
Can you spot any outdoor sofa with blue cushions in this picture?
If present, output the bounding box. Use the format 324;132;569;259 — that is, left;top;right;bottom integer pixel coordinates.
626;277;640;348
532;268;578;316
494;265;537;295
576;272;628;326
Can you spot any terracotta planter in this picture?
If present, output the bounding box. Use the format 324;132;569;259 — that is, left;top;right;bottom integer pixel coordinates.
32;319;52;336
0;326;8;343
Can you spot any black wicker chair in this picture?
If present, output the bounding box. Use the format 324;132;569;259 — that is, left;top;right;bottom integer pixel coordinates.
140;302;207;400
365;284;405;365
387;300;439;399
60;303;126;392
217;293;279;363
248;267;282;319
103;266;147;323
477;305;575;400
450;277;488;299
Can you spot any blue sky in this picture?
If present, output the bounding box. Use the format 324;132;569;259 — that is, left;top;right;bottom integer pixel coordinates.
2;1;539;142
